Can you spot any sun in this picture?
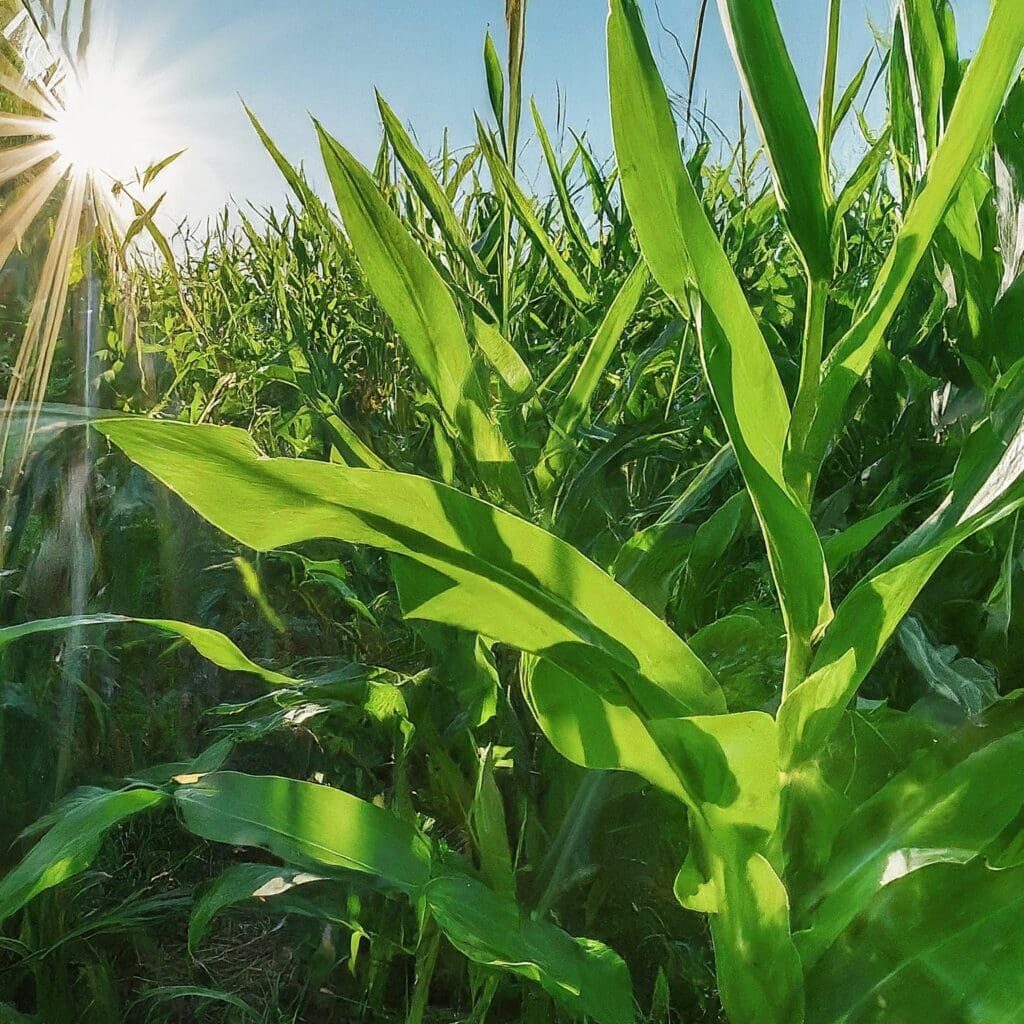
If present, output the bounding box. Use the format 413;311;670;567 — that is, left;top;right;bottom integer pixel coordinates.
50;62;161;184
0;0;192;492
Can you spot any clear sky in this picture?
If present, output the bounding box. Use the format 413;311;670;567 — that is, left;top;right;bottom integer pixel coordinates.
101;0;990;227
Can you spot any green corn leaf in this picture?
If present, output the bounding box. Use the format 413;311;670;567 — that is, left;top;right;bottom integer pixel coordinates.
468;313;534;400
804;1;1024;484
606;0;692;303
132;738;237;786
95;418;724;721
521;655;690;802
897;0;946;166
674;490;752;632
176;772;432;893
320;406;389;470
427;872;633;1024
315;122;527;510
707;851;805;1024
483;31;506;151
0;788;166;924
831;52;872;148
796;709;1024;967
716;0;833;279
897;616;998;718
608;0;832;660
523;650;797;1023
571;128;621;229
0;613;297;687
818;0;842;154
376;91;488;280
133;986;260;1021
537;257;648;491
469;747;515;899
833;127;892;227
937;1;962;117
175;772;632;1022
645;711;780;834
820;493;909;573
700;311;832;669
550;257;648;439
613;444;736;609
781;397;1024;768
889;12;919;197
141;147;185;190
245;104;331;221
476;118;595;306
688;614;784;713
530;98;598;264
649;712;802;1024
804;860;1024;1024
505;0;528;162
188;864;328;953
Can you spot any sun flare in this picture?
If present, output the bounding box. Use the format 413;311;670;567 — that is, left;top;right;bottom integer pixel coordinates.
50;63;163;183
0;0;192;488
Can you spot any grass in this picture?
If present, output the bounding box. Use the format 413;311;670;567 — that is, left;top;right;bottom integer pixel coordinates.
3;1;1024;1022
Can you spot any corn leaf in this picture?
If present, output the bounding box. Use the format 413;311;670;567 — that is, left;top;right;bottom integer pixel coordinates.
188;865;328;952
245;105;330;220
376;91;488;280
0;788;166;924
523;651;799;1023
608;0;832;654
805;0;1024;481
707;851;805;1024
521;656;690;801
468;313;534;400
176;772;431;893
95;418;724;721
0;613;297;687
476;118;595;307
781;398;1024;768
316;122;527;510
804;860;1024;1024
831;52;872;143
483;31;506;150
428;873;633;1024
530;98;597;263
897;0;945;165
537;257;648;491
716;0;833;279
796;709;1024;967
613;444;736;609
505;0;527;162
175;772;633;1023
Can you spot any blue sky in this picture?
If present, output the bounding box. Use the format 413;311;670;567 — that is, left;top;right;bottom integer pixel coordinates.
102;0;989;225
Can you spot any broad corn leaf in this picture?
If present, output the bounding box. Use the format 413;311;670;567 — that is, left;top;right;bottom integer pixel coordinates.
316;123;527;510
174;772;633;1023
0;613;296;687
716;0;832;279
608;0;832;654
176;772;431;893
0;788;166;924
781;399;1024;767
95;417;723;721
805;860;1024;1024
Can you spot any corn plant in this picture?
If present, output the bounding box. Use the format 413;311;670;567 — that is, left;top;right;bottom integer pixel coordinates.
6;0;1024;1021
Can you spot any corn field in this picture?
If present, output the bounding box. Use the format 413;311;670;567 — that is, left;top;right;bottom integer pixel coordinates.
3;1;1024;1022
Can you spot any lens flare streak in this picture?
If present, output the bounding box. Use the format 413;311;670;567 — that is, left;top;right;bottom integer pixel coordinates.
0;0;183;500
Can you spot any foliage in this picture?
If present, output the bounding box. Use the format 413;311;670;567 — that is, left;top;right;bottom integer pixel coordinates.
5;1;1024;1022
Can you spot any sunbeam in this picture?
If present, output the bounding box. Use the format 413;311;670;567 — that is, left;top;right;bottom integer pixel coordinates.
0;0;189;533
